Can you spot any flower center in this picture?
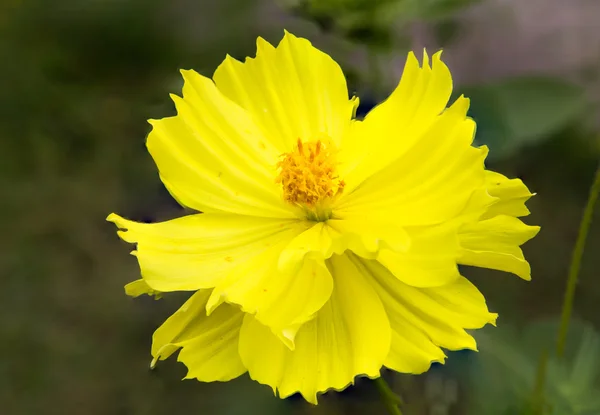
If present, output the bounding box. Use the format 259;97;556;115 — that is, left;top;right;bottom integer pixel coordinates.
275;138;344;221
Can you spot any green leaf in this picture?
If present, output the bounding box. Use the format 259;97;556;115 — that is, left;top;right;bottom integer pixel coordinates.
468;319;600;415
460;76;588;161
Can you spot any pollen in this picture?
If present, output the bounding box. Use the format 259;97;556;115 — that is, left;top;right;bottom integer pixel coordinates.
275;139;345;208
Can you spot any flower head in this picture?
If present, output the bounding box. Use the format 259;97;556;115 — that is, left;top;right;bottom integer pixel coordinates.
108;31;539;404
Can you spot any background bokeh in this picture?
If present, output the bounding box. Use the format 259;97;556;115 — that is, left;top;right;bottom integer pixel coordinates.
2;0;599;414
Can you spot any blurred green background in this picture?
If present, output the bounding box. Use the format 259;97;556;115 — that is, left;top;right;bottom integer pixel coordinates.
2;0;600;414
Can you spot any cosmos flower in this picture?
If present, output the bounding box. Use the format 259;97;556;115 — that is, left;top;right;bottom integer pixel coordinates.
108;31;539;404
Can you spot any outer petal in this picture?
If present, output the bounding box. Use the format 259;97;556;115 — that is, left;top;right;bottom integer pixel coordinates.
238;254;391;404
148;69;293;217
107;213;303;292
353;256;496;373
208;229;333;348
458;215;540;280
339;51;453;191
376;224;461;288
482;170;535;219
213;31;357;151
151;290;246;382
124;279;162;299
337;96;487;227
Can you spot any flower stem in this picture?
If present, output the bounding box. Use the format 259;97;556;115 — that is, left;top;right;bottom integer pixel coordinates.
556;160;600;358
530;348;549;415
375;376;403;415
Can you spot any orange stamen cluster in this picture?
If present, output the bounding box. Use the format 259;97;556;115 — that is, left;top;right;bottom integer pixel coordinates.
276;139;344;207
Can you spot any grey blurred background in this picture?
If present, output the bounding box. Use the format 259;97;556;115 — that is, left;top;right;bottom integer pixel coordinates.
1;0;599;414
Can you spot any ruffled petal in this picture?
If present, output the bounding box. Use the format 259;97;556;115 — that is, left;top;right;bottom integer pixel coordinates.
337;96;487;227
326;218;411;259
151;290;245;382
208;228;333;348
107;213;303;292
376;224;461;287
458;215;540;280
148;68;293;217
482;171;535;219
213;31;358;151
353;256;496;373
238;254;391;404
275;220;411;277
339;51;453;191
385;320;447;374
277;222;341;274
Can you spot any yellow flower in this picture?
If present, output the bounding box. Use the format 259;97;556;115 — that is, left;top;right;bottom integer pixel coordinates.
108;31;539;404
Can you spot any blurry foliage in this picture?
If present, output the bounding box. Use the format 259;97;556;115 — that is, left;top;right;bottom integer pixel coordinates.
469;320;600;415
280;0;485;49
0;1;184;412
461;77;590;162
0;0;183;185
2;0;600;414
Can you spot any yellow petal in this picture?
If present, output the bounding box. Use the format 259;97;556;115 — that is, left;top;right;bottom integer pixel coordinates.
453;186;499;224
238;254;390;404
124;279;162;299
376;224;461;287
356;257;496;373
482;171;535;219
151;290;245;382
458;215;540;280
148;68;293;217
107;212;302;291
385;319;448;374
340;51;453;191
326;218;411;260
277;222;340;275
276;220;411;276
208;230;333;348
213;31;357;151
337;96;487;227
